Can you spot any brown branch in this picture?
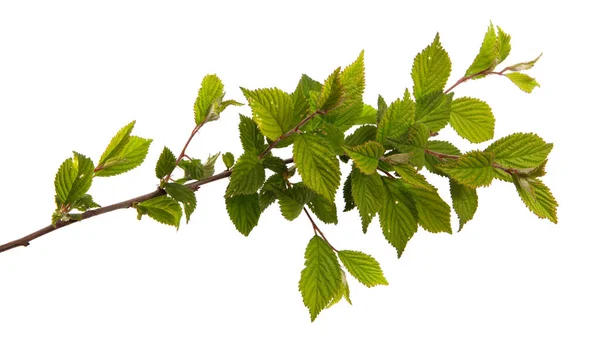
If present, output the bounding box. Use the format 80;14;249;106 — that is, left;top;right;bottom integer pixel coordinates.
424;149;517;174
0;158;295;254
302;207;338;253
444;70;505;94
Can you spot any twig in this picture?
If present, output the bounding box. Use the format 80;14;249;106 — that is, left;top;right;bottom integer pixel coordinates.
303;207;338;253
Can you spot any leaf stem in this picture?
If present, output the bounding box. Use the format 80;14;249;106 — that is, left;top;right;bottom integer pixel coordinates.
424;149;517;174
444;69;506;94
164;119;208;183
302;207;338;253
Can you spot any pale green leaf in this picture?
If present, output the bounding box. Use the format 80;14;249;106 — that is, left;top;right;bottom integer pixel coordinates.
241;87;296;141
392;164;435;191
226;193;261;236
194;74;224;125
136;196;183;229
406;185;452;233
222;152;235;169
202;153;220;178
164;182;196;223
299;235;342;321
317;67;345;111
514;177;558;223
497;26;511;64
356;104;377;125
415;91;452;133
439;151;495;188
388;123;430;168
345;125;377;147
338;250;388;287
226;153;265;197
376;95;387;124
505;72;540;93
379;177;418;257
72;194;100;212
327;270;352;308
506;53;542;72
293;133;341;203
485;132;552;168
54;152;94;206
155;146;177;179
382;153;412;166
95;136;152;177
412;33;452;99
465;23;498;76
449;97;495;143
344;141;385;175
98;121;135;166
449;180;478;231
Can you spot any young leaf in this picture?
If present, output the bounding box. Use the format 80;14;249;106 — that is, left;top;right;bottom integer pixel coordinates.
258;174;286;212
222;152;235;169
292;74;321;121
241;87;296;141
465;23;498;76
405;185;452;234
262;156;287;174
485;132;552;168
379;177;418;257
382;153;412;166
412;33;452;100
225;193;261;236
226;153;265;197
164;182;196;223
299;235;342;322
497;26;511;64
424;140;461;176
72;194;100;212
179;159;204;180
342;173;355;212
505;72;540;93
155;146;177;179
439;151;495;188
317;67;345;111
320;123;346;156
356;104;377;125
95;136;152;177
513;177;558;223
338;250;388;287
387;123;430;168
54;152;94;206
293;133;341;203
351;168;384;233
343;141;385;175
506;53;542;72
376;91;415;147
308;193;338;225
194;74;224;125
238;114;266;155
202;153;220;178
327;270;352;308
415;91;453;133
345;125;377;147
449;180;478;231
392;163;435;191
449;97;495;143
278;184;314;221
98;121;135;166
136;196;183;229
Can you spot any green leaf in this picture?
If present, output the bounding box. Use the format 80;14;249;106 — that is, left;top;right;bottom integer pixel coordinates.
388;123;430;168
222;152;235;169
292;74;321;121
344;141;385;175
202;153;220;178
299;235;342;321
381;153;412;166
449;180;478;231
327;270;352;308
392;163;435;191
95;136;152;177
54;152;94;206
164;182;196;223
505;72;540;93
338;250;388;287
379;177;418;257
497;26;511;64
376;90;415;147
226;193;261;236
194;74;224;125
376;95;387;124
308;193;338;225
317;67;345;111
506;53;542;72
351;168;384;233
356;104;377;125
342;173;355;212
226;153;265;197
345;125;377;147
238;114;266;155
439;151;495;188
412;33;452;100
424;140;461;176
320;123;346;156
415;91;452;133
406;185;451;233
449;97;495;143
72;194;100;212
98;121;135;166
136;196;183;229
465;23;498;76
262;156;287;174
155;146;177;179
241;87;296;141
258;174;286;212
513;177;558;223
179;159;204;180
485;132;552;168
293;133;341;203
278;184;314;221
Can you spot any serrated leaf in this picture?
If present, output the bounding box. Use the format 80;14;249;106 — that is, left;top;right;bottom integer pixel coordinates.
202;153;220;178
344;141;384;175
262;156;287;174
239;114;266;155
514;177;558;223
54;152;94;206
345;125;377;146
505;72;540;93
179;159;204;180
376;95;387;124
485;132;552;168
382;153;412;165
392;163;435;191
95;136;152;177
439;151;495;188
506;53;542;72
338;250;388;287
155;146;177;179
299;235;342;321
226;193;261;236
136;196;182;229
320;123;346;156
412;33;452;100
415;91;452;133
222;152;235;169
424;140;461;176
194;74;224;125
258;174;286;212
317;67;345;111
308;193;338;225
293;133;341;203
465;23;498;76
351;168;384;233
379;177;418;257
356;104;377;125
449;97;495;143
278;184;314;221
406;185;451;233
98;121;135;166
327;270;351;308
342;173;355;212
72;194;100;212
164;182;196;223
388;123;430;168
226;153;265;197
292;74;321;122
242;87;296;141
497;26;511;64
376;91;415;147
449;180;478;231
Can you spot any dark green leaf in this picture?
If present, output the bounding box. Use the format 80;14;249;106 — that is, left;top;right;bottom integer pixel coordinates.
164;182;196;223
449;180;478;231
239;114;266;155
226;193;261;236
155;146;177;179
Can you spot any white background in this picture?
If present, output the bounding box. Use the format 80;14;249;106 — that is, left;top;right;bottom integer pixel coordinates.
1;1;598;348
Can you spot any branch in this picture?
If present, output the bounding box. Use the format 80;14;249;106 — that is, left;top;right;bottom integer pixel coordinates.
302;207;338;253
0;158;295;254
444;69;506;94
424;149;517;174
